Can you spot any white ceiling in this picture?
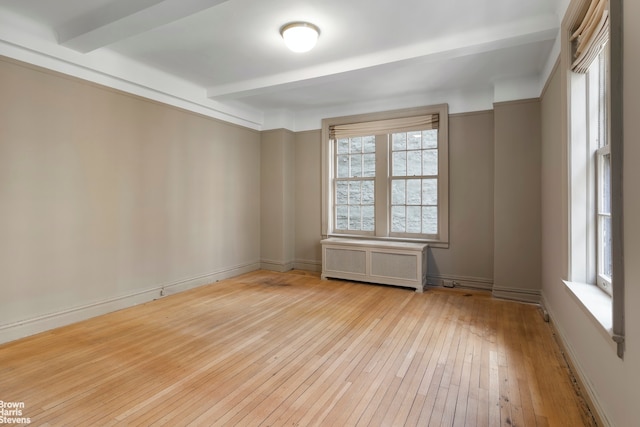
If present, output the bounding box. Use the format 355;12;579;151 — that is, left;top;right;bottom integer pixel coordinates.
0;0;567;130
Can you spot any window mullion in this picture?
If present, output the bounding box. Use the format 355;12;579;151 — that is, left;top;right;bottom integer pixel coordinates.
375;134;389;237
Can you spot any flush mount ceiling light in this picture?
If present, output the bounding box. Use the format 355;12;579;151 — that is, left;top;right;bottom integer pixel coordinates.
280;22;320;53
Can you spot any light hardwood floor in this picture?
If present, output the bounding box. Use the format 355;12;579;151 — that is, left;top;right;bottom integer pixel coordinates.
0;270;596;426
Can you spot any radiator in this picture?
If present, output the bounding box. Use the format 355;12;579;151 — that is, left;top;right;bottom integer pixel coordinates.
320;238;428;292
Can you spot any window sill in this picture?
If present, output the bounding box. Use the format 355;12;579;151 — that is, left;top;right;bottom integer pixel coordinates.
326;233;449;249
563;280;612;336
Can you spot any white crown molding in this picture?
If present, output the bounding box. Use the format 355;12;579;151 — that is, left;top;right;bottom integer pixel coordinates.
0;13;265;130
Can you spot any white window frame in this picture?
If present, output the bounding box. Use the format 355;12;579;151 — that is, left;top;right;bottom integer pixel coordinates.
321;105;449;247
564;0;624;358
569;41;611;294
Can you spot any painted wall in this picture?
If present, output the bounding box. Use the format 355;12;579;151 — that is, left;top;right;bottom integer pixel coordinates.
294;130;323;271
260;128;296;271
0;57;261;343
493;99;542;301
428;111;495;289
540;1;640;424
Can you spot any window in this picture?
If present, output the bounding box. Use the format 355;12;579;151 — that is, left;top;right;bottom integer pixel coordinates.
568;5;612;293
565;0;624;357
322;105;448;245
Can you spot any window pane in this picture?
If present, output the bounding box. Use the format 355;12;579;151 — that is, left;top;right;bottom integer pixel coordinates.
350;154;362;177
422;206;438;234
391;206;406;232
392;180;406;205
349;206;361;230
336;181;348;205
392;151;407;176
407;206;421;233
407;131;422;149
362;206;375;231
348;181;361;204
407;179;421;205
363;136;376;153
422;149;438;175
363;153;376;177
337;138;349;154
598;49;608;149
392;132;406;150
362;180;375;204
350;137;362;153
422;130;438;149
407;150;422;176
336;205;348;230
603;216;612;277
337;155;349;178
601;153;611;214
422;179;438;205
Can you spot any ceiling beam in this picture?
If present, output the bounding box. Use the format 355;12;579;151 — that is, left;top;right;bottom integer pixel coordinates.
57;0;231;53
207;14;559;101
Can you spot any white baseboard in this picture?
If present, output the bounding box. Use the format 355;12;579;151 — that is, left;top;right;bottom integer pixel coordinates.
427;274;493;291
0;261;261;345
492;285;541;303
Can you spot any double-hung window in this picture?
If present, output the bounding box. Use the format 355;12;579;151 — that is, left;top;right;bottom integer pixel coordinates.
322;105;449;245
565;0;624;357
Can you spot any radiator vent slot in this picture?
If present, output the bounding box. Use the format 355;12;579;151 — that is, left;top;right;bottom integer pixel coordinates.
371;252;417;280
325;248;366;275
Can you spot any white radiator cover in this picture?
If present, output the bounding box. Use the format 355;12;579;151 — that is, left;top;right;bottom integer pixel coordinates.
321;238;428;292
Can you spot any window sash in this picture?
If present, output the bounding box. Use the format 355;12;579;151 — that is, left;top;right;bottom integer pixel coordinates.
589;47;611;295
388;128;440;238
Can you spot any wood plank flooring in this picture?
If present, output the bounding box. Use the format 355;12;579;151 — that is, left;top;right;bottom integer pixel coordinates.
0;270;597;426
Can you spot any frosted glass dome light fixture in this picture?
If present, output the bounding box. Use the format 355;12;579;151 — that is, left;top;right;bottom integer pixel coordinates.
280;22;320;53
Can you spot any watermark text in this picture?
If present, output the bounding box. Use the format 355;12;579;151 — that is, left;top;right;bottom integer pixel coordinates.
0;401;30;424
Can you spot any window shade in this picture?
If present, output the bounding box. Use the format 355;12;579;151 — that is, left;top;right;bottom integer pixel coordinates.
329;114;438;139
571;0;609;73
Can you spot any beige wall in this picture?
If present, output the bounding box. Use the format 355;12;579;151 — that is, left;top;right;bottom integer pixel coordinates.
539;1;640;425
493;99;542;301
0;57;261;342
260;129;296;271
294;130;323;271
428;111;495;289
